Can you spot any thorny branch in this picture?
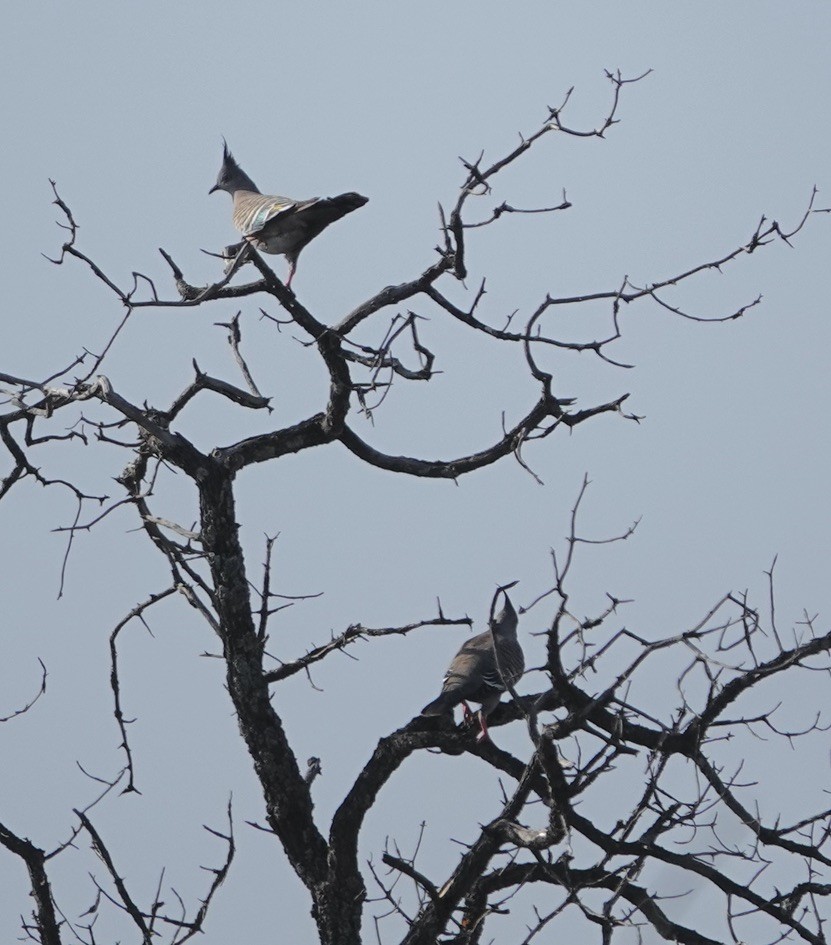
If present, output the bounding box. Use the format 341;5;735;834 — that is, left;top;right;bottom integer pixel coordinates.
0;659;47;723
74;801;234;945
263;613;474;685
108;586;180;793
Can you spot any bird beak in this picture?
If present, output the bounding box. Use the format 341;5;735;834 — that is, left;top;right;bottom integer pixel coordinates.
208;184;219;195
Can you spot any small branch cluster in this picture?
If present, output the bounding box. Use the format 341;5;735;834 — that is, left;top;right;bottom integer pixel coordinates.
371;481;831;945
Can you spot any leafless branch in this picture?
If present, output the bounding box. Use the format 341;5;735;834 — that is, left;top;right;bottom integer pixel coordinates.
109;586;180;791
0;658;48;723
0;821;63;945
263;613;473;684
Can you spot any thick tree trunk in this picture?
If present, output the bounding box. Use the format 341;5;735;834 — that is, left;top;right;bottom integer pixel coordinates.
198;463;365;943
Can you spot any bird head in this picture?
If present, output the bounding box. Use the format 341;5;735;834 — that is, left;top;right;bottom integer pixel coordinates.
491;590;518;638
209;139;259;196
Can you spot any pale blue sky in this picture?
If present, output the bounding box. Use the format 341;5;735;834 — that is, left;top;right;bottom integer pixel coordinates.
1;3;830;942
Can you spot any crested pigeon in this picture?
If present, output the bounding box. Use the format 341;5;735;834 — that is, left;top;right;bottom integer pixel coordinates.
421;591;524;741
209;141;368;287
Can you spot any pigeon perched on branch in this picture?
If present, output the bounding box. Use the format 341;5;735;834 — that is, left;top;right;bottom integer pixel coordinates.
421;590;524;741
209;141;368;286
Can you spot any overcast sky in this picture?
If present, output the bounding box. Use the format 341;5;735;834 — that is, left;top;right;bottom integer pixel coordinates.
1;4;830;943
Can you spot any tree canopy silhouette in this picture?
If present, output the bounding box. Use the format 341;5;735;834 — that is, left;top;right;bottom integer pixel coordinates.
2;71;830;945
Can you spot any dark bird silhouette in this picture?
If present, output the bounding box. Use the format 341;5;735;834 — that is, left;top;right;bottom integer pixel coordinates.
422;590;524;741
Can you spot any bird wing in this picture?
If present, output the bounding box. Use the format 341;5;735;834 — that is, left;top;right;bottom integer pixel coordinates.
232;192;368;264
425;634;505;714
232;192;315;239
420;632;494;715
439;631;498;699
422;630;525;716
257;194;368;254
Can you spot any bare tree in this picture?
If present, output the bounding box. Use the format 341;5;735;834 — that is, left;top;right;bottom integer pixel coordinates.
2;71;830;945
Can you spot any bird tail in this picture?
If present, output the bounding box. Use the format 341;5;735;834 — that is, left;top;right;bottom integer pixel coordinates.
291;193;368;235
421;692;457;716
324;192;369;219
